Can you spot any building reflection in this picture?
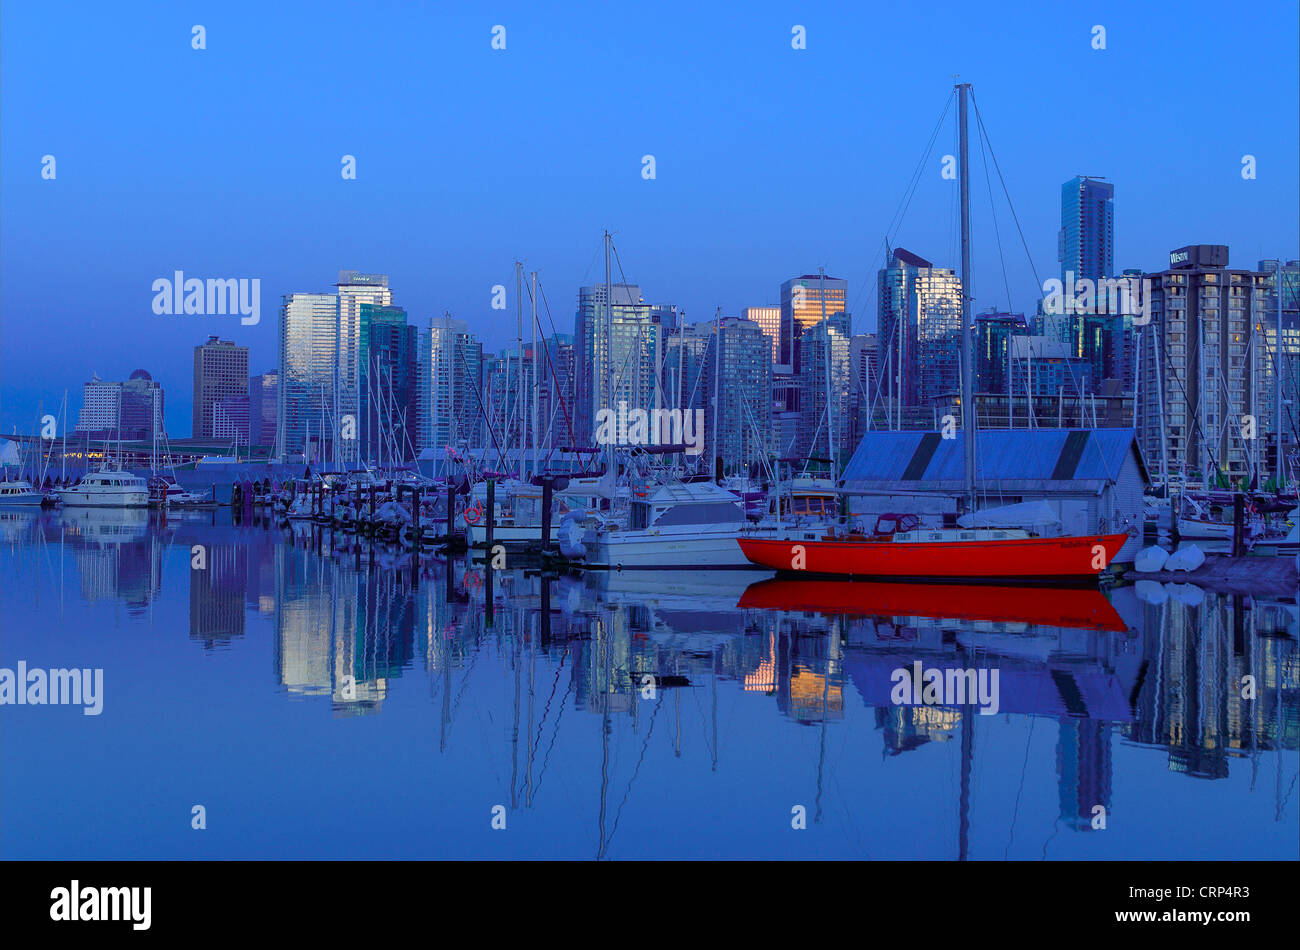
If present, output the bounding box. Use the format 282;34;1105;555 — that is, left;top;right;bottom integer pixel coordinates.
273;532;415;715
1124;591;1299;777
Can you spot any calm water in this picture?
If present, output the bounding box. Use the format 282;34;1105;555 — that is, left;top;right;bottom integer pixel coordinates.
2;507;1296;860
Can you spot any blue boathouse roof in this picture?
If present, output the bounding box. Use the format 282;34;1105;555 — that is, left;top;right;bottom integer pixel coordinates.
840;428;1148;487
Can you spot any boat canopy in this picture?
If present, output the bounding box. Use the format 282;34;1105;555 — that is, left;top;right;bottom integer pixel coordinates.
957;501;1061;531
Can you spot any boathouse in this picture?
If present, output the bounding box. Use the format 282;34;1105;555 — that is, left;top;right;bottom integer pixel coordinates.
839;428;1150;562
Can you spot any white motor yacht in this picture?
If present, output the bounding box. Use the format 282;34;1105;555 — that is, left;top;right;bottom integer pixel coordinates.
583;481;770;569
57;471;150;508
0;479;47;507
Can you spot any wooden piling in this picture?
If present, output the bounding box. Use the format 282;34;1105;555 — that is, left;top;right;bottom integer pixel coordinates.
411;487;421;547
1232;493;1244;557
446;484;455;545
541;477;554;551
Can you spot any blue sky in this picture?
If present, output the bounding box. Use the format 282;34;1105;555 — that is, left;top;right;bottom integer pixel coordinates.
2;0;1297;436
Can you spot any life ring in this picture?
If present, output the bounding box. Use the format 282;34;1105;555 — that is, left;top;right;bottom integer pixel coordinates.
463;503;482;525
465;571;483;590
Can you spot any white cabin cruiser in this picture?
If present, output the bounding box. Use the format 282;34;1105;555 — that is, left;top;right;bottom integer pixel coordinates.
583;481;761;569
0;479;48;507
57;471;150;508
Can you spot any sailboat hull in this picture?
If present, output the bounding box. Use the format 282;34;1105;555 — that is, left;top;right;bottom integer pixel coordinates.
737;533;1129;581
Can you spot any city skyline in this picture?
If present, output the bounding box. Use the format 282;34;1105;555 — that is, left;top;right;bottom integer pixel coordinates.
3;1;1297;436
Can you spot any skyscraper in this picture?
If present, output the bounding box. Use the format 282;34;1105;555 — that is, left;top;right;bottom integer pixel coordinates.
697;317;773;471
848;332;878;444
336;271;393;463
249;370;278;448
1059;176;1114;285
539;333;576;448
779;275;847;371
741;306;781;363
974;311;1029;393
662;323;710;417
1256;259;1300;482
120;370;165;441
417;316;483;453
357;303;417;461
74;371;164;440
574;283;662;444
1135;245;1273;485
279;292;339;461
796;311;851;458
876;248;962;409
193;336;249;440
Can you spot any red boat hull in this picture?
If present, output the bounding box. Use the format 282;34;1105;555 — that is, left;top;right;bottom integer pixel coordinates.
737;533;1129;580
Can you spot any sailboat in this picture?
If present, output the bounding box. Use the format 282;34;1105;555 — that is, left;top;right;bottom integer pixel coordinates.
737;83;1127;582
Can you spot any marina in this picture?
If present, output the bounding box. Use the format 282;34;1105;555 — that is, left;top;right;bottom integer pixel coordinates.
1;0;1296;894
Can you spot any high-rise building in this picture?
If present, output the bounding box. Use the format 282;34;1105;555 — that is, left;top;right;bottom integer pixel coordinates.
249;370;278;448
574;283;662;444
779;275;848;371
1256;259;1300;482
741;306;781;363
1059;176;1114;285
662;323;710;417
848;332;878;444
357;303;417;461
120;370;165;441
336;271;393;463
279;292;339;461
796;311;851;459
193;336;249;440
1008;335;1094;398
212;394;250;444
75;375;122;434
877;248;962;408
75;371;164;440
417;316;483;453
974;311;1029;393
1135;245;1273;484
539;333;576;448
697;317;773;471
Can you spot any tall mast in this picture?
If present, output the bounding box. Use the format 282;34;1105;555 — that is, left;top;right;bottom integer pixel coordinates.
531;270;539;482
957;82;975;511
1277;263;1286;491
515;260;524;482
712;310;721;480
820;267;835;481
604;231;615;483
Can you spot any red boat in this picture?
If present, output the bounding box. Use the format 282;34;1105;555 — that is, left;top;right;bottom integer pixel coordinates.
737;514;1128;581
737;578;1128;631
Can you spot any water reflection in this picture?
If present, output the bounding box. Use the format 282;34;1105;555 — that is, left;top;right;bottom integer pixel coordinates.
2;509;1296;859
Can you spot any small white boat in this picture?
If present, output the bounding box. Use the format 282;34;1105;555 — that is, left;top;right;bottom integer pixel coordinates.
57;471;150;508
1176;517;1234;541
165;483;217;508
584;481;770;569
1252;507;1299;558
0;479;47;507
